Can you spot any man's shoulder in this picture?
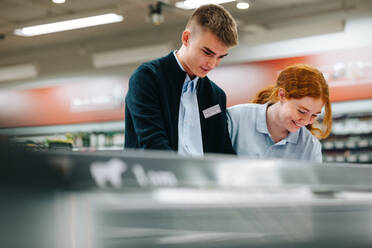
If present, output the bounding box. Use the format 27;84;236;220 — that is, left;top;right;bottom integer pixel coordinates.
133;52;174;74
200;77;225;96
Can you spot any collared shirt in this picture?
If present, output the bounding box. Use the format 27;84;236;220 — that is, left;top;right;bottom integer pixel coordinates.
173;51;203;156
227;103;322;162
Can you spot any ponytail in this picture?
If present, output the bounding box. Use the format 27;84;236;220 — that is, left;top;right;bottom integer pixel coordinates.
252;85;276;104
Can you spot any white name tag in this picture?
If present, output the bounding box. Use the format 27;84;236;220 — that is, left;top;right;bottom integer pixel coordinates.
202;104;222;119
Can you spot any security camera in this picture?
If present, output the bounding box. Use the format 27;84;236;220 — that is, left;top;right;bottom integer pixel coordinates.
149;1;164;25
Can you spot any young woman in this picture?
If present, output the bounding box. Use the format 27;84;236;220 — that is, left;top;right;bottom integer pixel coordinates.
227;64;332;162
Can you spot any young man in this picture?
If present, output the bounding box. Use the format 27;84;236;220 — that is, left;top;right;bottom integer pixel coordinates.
125;4;238;156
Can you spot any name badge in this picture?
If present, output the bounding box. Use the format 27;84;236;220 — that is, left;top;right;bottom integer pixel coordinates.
203;104;221;119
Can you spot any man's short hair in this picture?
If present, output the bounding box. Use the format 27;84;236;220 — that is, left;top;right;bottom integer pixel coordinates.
186;4;238;47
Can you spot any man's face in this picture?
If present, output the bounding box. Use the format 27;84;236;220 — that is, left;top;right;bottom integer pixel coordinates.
182;28;229;78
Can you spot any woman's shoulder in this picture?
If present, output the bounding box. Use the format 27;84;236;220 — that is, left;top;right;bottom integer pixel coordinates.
299;127;321;146
227;103;264;125
228;103;263;113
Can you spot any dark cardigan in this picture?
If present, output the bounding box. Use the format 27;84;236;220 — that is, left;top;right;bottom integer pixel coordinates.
125;52;235;155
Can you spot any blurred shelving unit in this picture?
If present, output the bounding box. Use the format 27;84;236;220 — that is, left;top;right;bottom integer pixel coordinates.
1;121;125;152
3;100;372;158
321;99;372;163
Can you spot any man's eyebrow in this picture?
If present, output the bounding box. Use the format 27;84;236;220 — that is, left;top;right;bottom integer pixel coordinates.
203;47;228;57
203;47;216;55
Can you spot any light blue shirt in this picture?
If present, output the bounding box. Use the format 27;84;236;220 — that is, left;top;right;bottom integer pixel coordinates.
227;103;322;162
173;51;203;156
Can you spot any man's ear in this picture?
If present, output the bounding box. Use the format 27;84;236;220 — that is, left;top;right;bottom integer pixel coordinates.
278;88;287;102
181;30;191;46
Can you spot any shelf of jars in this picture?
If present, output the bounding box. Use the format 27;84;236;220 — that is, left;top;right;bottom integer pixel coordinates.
321;113;372;163
8;131;125;152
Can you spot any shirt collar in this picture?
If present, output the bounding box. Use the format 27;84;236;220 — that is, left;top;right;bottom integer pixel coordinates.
173;51;199;91
286;130;300;144
256;102;270;134
173;50;185;72
256;102;300;144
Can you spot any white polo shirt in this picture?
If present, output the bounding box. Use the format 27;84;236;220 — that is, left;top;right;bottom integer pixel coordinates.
227;103;322;162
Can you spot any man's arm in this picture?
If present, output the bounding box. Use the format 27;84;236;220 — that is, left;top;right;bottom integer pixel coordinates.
125;65;172;150
220;91;236;155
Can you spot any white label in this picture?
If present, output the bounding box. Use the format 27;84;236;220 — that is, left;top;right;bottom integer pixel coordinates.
202;104;221;119
90;159;127;188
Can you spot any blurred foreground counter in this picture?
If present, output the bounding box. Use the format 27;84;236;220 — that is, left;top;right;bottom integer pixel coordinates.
2;142;372;248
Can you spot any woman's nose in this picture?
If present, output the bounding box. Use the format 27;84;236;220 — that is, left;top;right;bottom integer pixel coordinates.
301;114;312;125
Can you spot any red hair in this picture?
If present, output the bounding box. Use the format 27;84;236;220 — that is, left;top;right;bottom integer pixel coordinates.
252;64;332;139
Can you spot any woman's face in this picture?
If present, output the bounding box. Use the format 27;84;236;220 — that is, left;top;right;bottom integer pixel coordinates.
279;91;324;133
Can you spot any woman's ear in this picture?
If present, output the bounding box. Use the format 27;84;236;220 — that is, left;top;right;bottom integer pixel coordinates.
278;88;286;102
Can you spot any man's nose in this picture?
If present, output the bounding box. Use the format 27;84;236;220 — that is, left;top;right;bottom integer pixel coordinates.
207;57;217;68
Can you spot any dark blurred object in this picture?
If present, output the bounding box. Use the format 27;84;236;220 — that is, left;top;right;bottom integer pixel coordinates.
149;1;164;25
0;33;5;40
12;139;48;151
0;140;67;247
0;140;64;188
1;144;372;248
48;141;73;151
0;134;8;142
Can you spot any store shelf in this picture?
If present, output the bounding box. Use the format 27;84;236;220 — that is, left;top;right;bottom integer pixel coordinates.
321;100;372;163
1;120;125;151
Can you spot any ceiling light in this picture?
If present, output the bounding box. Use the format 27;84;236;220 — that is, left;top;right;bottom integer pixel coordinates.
14;13;124;37
52;0;66;3
92;43;173;68
236;1;249;9
0;64;38;82
175;0;236;10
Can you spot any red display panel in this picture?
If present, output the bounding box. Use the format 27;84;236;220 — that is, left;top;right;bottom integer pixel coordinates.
210;45;372;106
0;78;127;128
1;45;371;128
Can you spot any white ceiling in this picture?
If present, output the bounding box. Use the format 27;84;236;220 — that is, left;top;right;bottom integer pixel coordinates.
0;0;371;83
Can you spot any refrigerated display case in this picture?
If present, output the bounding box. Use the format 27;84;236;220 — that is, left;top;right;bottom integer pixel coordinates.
2;144;372;248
